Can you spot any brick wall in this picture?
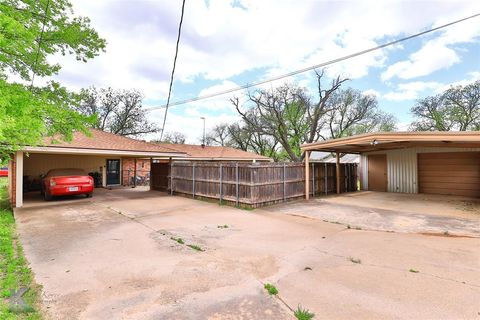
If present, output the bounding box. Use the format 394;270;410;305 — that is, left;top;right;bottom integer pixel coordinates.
122;158;151;186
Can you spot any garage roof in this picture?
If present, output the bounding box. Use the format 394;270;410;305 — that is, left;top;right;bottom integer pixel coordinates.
25;129;186;157
301;131;480;153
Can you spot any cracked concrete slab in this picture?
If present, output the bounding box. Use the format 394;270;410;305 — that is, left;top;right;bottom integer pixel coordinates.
14;188;480;319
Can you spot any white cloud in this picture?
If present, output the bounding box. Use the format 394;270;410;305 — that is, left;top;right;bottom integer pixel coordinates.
381;12;480;81
53;0;478;94
383;81;443;101
35;0;480;142
384;71;480;102
362;89;381;97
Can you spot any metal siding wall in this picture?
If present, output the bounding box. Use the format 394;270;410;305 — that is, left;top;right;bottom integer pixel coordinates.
362;147;480;194
360;155;368;190
387;148;417;193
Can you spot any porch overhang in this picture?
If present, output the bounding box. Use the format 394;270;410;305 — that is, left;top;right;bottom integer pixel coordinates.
23;146;186;158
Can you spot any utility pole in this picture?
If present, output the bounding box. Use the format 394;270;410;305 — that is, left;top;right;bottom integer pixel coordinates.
201;116;206;147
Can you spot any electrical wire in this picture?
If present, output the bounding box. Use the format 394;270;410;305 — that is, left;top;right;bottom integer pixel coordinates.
146;12;480;112
159;0;186;139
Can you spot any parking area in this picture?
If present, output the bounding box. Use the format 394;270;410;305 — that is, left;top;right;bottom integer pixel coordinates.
267;191;480;237
14;188;480;319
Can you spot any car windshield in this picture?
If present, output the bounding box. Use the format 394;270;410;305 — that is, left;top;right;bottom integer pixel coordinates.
46;168;87;178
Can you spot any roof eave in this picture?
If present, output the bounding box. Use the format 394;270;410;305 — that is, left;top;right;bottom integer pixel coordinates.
23;146;187;158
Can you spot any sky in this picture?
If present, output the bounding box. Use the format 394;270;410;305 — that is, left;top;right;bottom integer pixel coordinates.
50;0;480;143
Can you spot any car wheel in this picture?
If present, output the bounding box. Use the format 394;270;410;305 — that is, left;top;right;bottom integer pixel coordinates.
85;193;93;198
44;192;52;201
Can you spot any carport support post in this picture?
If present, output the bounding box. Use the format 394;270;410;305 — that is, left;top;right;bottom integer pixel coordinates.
15;151;23;208
336;151;341;194
305;151;310;200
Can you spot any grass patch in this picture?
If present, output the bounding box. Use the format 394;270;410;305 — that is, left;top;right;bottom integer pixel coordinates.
348;257;361;264
187;244;204;252
409;268;419;273
217;225;229;229
0;178;42;319
170;237;184;244
294;305;315;320
234;205;254;211
263;283;278;295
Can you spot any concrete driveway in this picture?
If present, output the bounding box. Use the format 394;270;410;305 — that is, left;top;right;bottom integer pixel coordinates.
267;191;480;237
15;188;480;319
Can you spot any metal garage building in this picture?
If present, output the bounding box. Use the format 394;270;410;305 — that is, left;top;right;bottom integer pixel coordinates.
302;132;480;198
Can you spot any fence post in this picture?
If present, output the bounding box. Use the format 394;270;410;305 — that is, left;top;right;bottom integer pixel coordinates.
219;164;223;205
324;163;328;195
192;163;196;198
312;162;315;197
170;162;174;195
283;163;286;201
235;163;239;207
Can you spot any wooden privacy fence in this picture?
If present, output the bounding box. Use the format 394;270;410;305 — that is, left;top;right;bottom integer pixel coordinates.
152;161;357;208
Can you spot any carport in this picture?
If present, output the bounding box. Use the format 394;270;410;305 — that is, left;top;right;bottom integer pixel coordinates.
302;131;480;199
9;129;185;207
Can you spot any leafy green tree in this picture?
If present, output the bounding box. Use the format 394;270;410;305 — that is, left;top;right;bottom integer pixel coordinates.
0;0;106;158
410;81;480;131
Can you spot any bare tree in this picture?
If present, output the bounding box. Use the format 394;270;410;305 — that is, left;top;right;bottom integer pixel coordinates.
322;88;395;138
78;87;159;137
206;71;396;161
152;131;186;144
205;123;230;146
410;80;480;131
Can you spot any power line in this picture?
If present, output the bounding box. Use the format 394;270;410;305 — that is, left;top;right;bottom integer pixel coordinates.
146;12;480;112
159;0;186;139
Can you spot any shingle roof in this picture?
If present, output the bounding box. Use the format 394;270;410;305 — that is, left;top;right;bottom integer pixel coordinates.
42;129;181;154
157;143;271;160
38;129;270;160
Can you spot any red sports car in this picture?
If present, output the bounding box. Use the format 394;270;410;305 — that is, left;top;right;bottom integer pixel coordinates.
0;167;7;177
42;168;94;201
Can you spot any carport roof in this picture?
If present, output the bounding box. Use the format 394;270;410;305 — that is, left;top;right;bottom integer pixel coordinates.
301;131;480;153
24;129;187;157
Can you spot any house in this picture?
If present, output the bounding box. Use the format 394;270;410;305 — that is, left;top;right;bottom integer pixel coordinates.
122;142;272;187
310;151;359;164
8;129;270;207
301;131;480;199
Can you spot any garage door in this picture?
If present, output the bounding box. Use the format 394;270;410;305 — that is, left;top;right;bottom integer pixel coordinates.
418;152;480;197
